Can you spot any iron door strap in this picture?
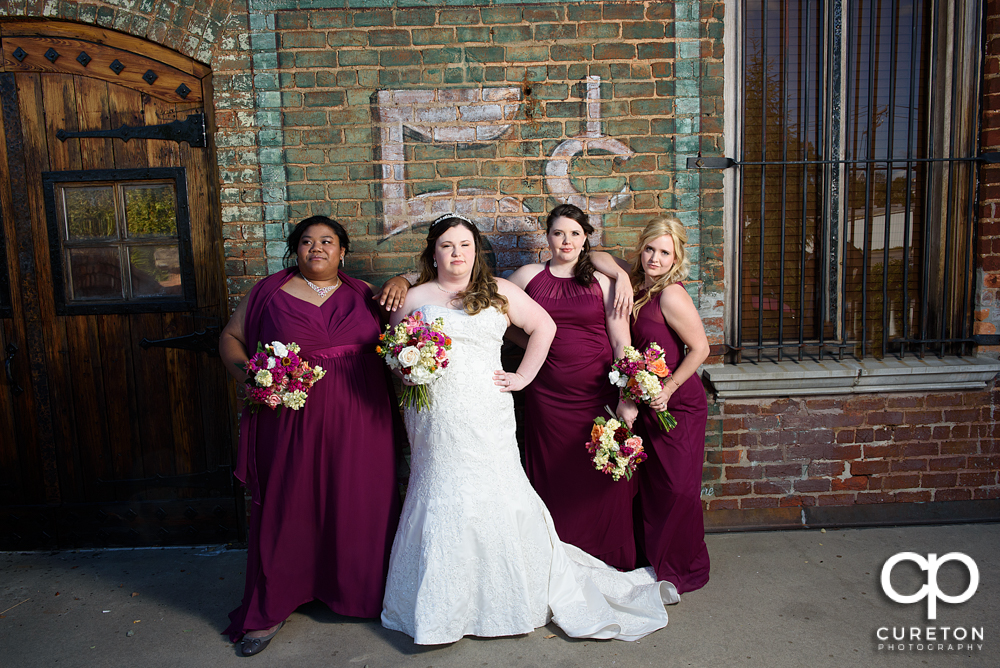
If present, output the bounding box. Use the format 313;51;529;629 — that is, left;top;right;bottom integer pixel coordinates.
139;326;221;356
55;113;207;148
4;342;24;396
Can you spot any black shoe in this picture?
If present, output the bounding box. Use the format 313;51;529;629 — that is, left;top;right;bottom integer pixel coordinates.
240;621;284;657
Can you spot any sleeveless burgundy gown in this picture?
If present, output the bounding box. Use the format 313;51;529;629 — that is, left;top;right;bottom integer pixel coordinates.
225;269;401;640
523;265;636;570
631;289;710;594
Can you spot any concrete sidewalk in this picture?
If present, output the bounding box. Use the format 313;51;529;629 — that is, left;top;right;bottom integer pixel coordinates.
1;523;997;668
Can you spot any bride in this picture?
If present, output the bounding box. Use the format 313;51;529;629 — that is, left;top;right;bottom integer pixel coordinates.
380;214;679;645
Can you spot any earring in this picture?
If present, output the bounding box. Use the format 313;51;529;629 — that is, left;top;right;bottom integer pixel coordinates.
433;260;437;267
340;256;345;267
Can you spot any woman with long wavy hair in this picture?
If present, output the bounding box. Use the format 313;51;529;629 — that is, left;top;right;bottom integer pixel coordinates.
626;216;711;594
380;214;679;645
507;203;637;570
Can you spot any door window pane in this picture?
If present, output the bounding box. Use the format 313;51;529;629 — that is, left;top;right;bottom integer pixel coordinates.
63;186;115;240
68;247;123;300
128;245;182;297
124;184;177;237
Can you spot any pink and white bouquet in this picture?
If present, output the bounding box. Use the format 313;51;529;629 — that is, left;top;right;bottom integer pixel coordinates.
608;343;678;431
378;312;452;410
242;341;326;413
586;415;647;482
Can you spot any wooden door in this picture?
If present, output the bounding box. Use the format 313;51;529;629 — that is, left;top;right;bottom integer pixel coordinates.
0;21;239;548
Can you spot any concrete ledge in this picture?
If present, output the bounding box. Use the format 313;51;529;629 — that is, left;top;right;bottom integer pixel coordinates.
703;355;1000;398
705;499;1000;532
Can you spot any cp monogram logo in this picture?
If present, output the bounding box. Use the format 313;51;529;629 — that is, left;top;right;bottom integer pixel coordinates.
880;552;979;620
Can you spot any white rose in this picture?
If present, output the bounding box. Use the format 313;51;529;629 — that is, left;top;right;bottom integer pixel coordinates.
270;341;289;357
408;366;433;385
267;356;276;369
608;369;622;386
397;346;421;368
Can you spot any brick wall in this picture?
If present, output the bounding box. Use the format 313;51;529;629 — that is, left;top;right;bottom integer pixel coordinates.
980;0;1000;354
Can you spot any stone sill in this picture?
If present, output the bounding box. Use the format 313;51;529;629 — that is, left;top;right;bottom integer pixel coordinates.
702;355;1000;399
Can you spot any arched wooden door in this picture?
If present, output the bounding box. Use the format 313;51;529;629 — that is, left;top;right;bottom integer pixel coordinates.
0;21;239;548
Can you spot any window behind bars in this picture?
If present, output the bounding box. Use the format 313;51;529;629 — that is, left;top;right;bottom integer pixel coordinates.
737;0;982;361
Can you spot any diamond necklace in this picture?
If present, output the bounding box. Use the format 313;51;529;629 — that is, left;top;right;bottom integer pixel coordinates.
303;275;341;298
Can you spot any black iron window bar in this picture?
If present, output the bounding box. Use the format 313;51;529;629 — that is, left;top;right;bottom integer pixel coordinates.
708;0;986;363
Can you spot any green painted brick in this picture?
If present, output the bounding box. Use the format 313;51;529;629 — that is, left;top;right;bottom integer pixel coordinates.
406;163;436;180
543;101;583;119
285;148;325;163
605;119;651;136
306;165;350;181
651;62;673;78
296;51;338;68
614;82;656;98
327;31;367;47
437;161;478;177
604;3;644;20
481;7;520;24
503;66;545;82
294;72;316;87
467;66;485;82
328;183;371;200
328;146;371;163
597;101;631;118
647;2;676;20
567;4;601;21
353;10;392;27
458;178;498;192
506;46;549;62
370;30;411;47
457;144;494;160
546;65;567;80
525;160;545;177
302;129;343;145
630;174;673;191
457;26;491;43
570;156;615;177
632;99;674;116
395;8;436;26
413;28;455;45
638;42;675;60
440;9;480;25
424;48;463;64
622;21;666;40
310;10;349;28
579;23;619;40
373;255;416;274
585;177;628;194
443;68;464;84
336;71;357;86
550;44;590;62
348;164;379;180
467;46;504;63
287;184;326;201
614;153;657;173
304;91;346;107
286;166;305;181
413;145;455;160
482;162;522;178
594;43;636;60
534;23;576;41
380;50;421;67
651;118;677;135
485;66;506;81
528;83;569;100
500;179;541;195
630;136;675;153
282;31;327;48
327;107;369;125
411;180;454;197
493;25;532;43
524;6;563;21
567;64;588;80
284;111;327;127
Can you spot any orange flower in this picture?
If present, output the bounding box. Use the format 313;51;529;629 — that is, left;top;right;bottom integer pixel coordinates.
590;423;604;442
375;346;382;354
648;358;669;377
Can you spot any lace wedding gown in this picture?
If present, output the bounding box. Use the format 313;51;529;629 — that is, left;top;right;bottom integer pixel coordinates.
381;304;679;645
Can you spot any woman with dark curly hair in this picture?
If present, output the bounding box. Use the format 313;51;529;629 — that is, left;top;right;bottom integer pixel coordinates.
507;203;637;570
380;214;678;646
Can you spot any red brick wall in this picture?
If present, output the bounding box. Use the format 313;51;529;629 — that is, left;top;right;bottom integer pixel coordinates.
705;389;1000;514
980;0;1000;352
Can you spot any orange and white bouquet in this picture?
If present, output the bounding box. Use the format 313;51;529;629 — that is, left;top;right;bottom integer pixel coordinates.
608;343;677;431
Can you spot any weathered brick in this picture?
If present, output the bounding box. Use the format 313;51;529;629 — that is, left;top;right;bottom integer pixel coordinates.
594;43;636;60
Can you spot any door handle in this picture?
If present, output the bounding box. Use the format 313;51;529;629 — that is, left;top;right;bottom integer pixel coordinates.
4;342;24;396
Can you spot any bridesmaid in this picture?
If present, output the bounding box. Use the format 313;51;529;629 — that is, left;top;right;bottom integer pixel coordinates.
219;216;408;656
507;204;637;570
626;216;711;594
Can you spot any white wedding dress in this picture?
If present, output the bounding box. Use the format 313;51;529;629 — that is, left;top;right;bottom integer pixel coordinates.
380;305;679;645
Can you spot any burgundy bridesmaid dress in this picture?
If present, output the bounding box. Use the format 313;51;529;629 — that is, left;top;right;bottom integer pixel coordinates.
631;289;710;594
523;265;636;570
225;269;401;640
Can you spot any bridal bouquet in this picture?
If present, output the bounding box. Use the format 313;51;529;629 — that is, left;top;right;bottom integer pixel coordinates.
608;343;678;431
241;341;326;413
378;312;452;410
586;415;647;482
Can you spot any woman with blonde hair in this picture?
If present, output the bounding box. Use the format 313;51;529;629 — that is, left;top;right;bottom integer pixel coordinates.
626;216;711;594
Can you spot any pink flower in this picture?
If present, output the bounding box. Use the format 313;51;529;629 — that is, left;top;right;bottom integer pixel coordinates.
265;394;281;408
